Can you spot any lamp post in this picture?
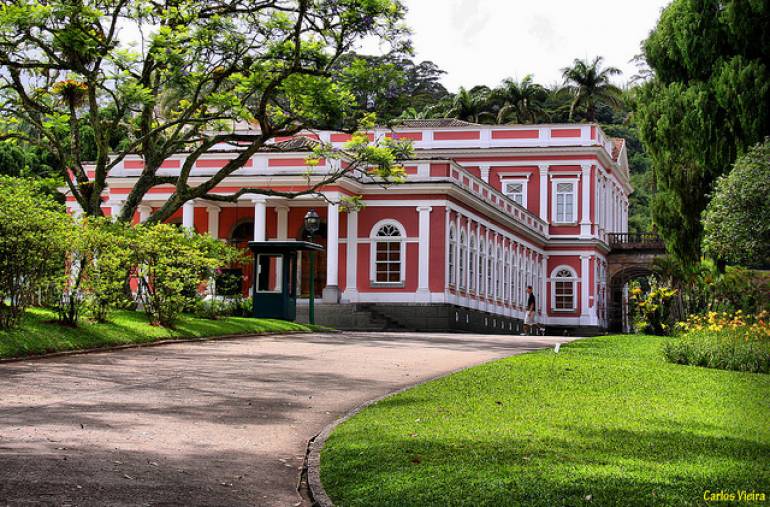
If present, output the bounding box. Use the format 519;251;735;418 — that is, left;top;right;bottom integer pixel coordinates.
304;208;320;325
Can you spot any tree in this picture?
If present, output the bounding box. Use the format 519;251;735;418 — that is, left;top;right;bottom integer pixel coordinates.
59;217;134;324
0;177;71;329
492;75;548;124
132;223;242;327
443;86;493;123
703;140;770;267
336;54;447;121
561;56;623;122
636;0;770;264
0;0;410;223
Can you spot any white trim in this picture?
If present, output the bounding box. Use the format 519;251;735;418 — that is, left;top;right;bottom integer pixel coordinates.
550;265;578;312
500;177;528;208
344;210;359;300
416;206;432;299
369;219;407;286
447;203;544;254
551;178;579;224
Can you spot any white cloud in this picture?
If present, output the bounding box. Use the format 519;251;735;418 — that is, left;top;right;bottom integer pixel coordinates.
402;0;670;91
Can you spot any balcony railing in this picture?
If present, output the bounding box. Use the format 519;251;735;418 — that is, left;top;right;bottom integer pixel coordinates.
608;233;665;251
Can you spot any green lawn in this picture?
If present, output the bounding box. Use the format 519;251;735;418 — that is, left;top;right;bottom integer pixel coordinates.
0;307;317;359
321;335;770;506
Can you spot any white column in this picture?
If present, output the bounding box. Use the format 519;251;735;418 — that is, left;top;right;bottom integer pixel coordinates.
416;206;432;301
206;205;220;238
323;200;340;303
251;197;266;241
275;205;289;240
70;203;83;220
538;164;548;221
343;209;359;302
580;254;591;320
138;205;152;224
109;199;123;221
541;255;548;319
580;163;592;238
479;165;490;183
622;201;629;233
273;205;288;289
182;201;195;230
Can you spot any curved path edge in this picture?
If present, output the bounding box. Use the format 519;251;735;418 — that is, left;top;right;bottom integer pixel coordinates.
0;329;325;364
303;343;563;507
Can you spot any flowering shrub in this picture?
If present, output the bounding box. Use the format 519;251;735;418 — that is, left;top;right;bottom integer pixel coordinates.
663;311;770;373
629;280;678;335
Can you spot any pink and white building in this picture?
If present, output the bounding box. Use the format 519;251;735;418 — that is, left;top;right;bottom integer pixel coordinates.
68;119;631;332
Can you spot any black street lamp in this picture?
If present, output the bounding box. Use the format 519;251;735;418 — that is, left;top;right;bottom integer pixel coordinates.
304;209;320;324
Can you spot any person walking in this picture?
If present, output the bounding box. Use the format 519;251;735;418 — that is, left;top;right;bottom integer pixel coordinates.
523;286;536;335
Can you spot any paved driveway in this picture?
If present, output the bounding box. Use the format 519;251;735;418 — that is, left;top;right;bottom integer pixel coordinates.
0;332;576;506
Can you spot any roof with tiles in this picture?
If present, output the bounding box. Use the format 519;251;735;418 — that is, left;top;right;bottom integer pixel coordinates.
387;118;480;128
610;137;625;161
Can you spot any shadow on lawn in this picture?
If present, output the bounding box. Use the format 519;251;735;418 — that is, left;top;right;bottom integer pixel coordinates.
323;426;770;506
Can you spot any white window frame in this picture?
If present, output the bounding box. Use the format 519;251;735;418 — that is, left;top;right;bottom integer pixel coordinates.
369;219;406;286
550;265;578;312
551;178;579;224
501;178;528;208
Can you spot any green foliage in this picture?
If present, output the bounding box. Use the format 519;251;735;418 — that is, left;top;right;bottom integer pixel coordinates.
0;0;410;221
560;56;623;122
193;296;252;320
132;224;243;327
61;218;134;325
321;334;770;506
663;311;770;374
629;279;678;335
0;307;314;359
636;0;770;264
703;140;770;267
710;268;770;315
0;177;71;329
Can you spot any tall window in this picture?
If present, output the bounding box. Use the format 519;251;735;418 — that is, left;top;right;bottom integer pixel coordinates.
469;235;477;292
479;238;486;296
552;267;577;311
508;249;515;303
448;225;457;286
486;241;493;297
459;231;467;290
496;246;504;299
554;181;576;223
503;180;526;207
372;222;404;284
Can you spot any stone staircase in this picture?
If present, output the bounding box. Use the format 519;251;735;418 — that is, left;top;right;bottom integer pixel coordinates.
295;303;408;331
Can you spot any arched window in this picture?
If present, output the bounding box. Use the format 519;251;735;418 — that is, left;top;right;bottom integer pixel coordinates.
459;231;467;290
370;221;405;284
551;266;578;311
448;225;457;287
479;238;487;296
469;234;477;293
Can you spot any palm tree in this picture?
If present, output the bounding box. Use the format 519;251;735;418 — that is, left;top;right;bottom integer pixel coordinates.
561;56;623;122
492;75;548;124
445;87;493;123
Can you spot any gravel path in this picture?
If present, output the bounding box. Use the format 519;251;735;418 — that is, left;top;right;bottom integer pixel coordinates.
0;331;575;506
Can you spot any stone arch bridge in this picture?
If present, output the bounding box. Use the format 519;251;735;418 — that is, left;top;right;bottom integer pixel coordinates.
606;233;667;332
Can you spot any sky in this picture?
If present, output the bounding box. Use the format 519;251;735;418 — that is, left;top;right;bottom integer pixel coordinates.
383;0;671;91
